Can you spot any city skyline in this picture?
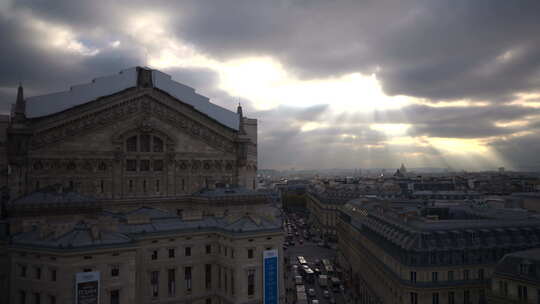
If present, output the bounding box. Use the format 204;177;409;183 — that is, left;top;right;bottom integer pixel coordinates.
1;1;540;170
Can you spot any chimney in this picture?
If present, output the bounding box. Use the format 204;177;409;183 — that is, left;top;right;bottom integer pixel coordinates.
90;225;101;241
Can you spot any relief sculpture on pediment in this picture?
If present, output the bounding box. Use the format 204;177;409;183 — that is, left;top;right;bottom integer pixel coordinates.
31;96;236;154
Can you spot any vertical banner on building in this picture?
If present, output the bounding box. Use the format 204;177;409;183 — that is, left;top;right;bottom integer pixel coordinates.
75;271;100;304
263;249;279;304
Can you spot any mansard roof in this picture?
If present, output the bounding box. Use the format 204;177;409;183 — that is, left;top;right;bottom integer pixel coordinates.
10;184;97;206
342;199;540;252
11;205;282;250
494;248;540;283
24;67;240;130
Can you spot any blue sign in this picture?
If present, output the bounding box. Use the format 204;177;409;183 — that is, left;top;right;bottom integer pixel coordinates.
263;249;279;304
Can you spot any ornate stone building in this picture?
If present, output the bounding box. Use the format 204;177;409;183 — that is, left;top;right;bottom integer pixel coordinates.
337;198;540;304
0;67;283;304
2;66;257;202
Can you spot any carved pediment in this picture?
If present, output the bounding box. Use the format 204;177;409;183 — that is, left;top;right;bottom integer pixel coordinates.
29;93;237;153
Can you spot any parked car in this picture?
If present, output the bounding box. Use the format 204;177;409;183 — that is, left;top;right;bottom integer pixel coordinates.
323;290;330;298
311;300;319;304
308;288;316;297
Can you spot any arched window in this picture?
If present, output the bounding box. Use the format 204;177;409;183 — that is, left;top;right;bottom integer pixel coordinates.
124;134;164;153
124;133;166;172
153;137;164;152
126;136;138;152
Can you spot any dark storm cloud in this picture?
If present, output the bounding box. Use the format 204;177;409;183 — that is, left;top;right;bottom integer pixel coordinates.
2;0;540;169
490;132;540;171
7;0;540;102
166;0;540;101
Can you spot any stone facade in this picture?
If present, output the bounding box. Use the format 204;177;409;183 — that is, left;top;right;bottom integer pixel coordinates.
487;248;540;304
336;198;540;304
0;67;282;304
1;67;257;203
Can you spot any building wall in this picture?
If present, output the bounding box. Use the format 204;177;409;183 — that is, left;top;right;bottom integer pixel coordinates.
306;193;340;240
9;230;284;304
489;276;540;304
337;215;491;304
6;88;258;201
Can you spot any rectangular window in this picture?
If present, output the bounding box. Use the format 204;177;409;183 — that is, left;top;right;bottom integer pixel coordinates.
140;160;150;171
185;247;191;257
464;290;470;304
432;292;439;304
410;271;417;282
479;289;486;304
206;299;212;304
432;271;438;282
168;268;176;296
83;268;92;272
153;137;164;152
48;295;56;304
231;269;235;296
448;270;454;281
231;249;235;259
218;266;222;289
151;271;159;297
518;285;528;301
35;267;41;279
100;180;104;193
224;269;228;292
185;267;192;293
20;265;26;277
248;269;255;296
410;292;418;304
154;160;164;171
463;269;470;280
126;136;137;152
224;247;228;257
448;291;455;304
169;248;175;258
156;180;160;193
128;180;134;192
126;159;137;171
478;268;484;280
248;248;254;259
19;291;26;304
140;134;151;152
110;290;119;304
205;264;212;289
111;265;119;277
151;250;158;260
206;244;212;254
33;292;40;304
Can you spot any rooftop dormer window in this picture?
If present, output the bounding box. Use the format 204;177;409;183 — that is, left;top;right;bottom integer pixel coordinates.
520;260;532;275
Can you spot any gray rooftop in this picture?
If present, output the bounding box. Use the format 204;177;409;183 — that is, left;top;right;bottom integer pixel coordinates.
12;205;282;250
25;67;240;130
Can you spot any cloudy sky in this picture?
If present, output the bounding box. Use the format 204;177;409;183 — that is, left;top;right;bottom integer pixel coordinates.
2;0;540;171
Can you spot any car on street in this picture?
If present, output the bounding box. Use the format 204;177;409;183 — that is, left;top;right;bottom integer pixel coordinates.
323;290;330;298
329;297;336;304
311;300;319;304
307;288;316;297
314;268;321;275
